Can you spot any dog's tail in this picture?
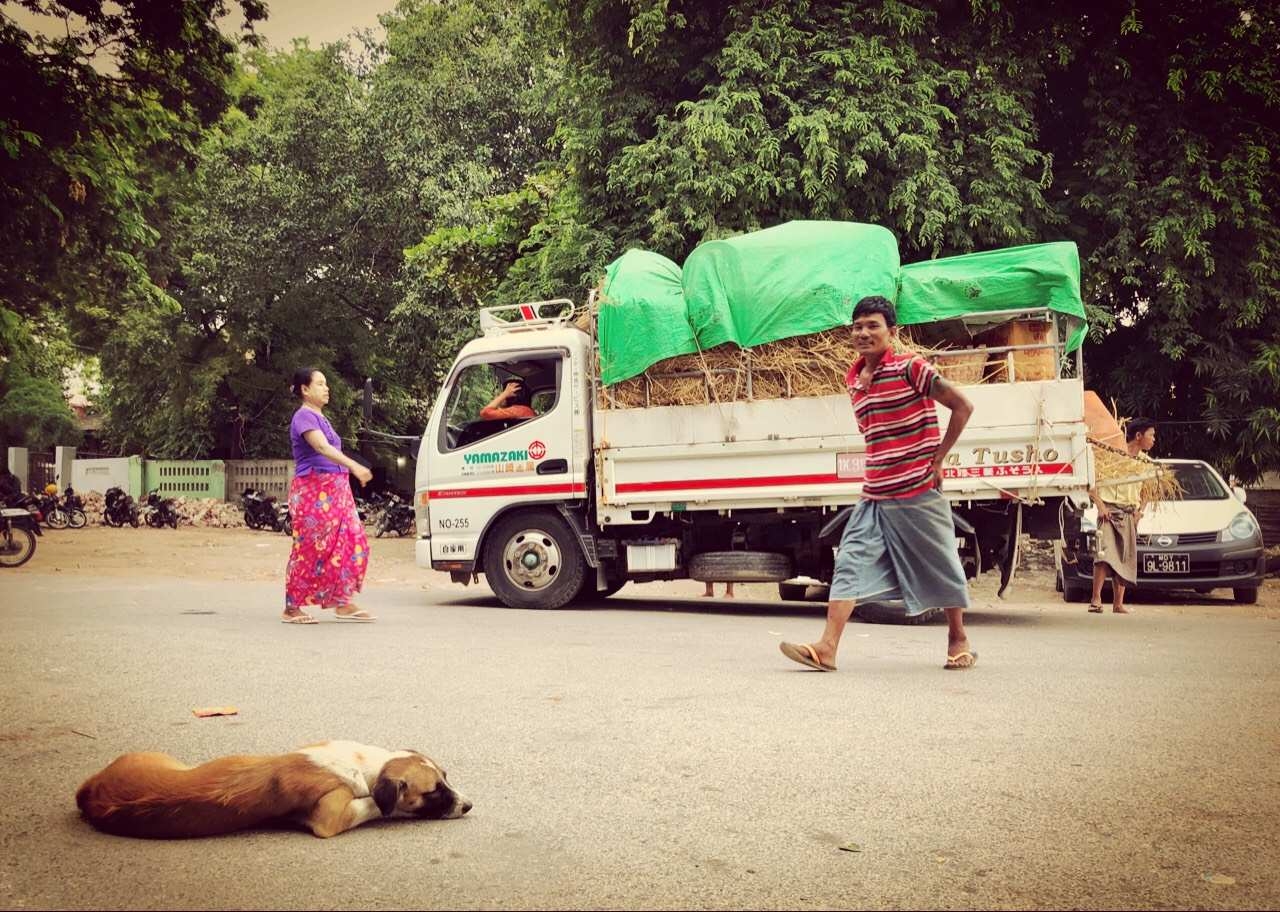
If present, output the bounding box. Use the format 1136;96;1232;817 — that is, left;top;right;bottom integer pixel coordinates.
76;752;328;839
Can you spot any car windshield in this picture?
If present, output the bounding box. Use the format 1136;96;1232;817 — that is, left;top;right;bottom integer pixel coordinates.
1166;462;1228;500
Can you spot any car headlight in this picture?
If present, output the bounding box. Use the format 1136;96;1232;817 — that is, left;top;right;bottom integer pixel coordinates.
1221;512;1258;542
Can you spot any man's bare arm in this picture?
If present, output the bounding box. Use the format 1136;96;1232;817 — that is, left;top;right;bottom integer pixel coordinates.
929;377;974;484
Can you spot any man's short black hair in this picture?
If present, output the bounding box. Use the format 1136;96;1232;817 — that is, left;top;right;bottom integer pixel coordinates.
506;379;532;407
851;295;897;328
1126;418;1156;441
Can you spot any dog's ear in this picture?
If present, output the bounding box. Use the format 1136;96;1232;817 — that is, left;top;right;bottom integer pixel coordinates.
372;776;403;817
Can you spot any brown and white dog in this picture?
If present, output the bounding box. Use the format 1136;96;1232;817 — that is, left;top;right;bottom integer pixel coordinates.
75;740;472;838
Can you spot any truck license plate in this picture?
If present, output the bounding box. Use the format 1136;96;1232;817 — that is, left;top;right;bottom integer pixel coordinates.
1142;553;1189;574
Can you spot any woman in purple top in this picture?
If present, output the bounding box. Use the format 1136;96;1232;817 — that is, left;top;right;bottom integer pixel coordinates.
282;368;376;624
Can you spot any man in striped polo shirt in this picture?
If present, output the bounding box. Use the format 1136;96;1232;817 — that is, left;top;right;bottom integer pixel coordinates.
780;296;978;671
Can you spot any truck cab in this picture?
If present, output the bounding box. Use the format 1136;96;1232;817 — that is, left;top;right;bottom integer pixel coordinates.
414;302;595;605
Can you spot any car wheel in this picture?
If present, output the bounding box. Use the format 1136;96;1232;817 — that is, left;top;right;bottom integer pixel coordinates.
483;510;587;610
1233;587;1259;605
777;581;810;601
1062;577;1090;603
856;601;943;625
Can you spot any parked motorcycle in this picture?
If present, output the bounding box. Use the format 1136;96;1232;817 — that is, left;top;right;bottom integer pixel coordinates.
355;490;388;528
0;502;42;567
103;487;141;528
374;493;415;538
62;486;88;529
141;490;179;529
241;488;291;535
35;489;68;529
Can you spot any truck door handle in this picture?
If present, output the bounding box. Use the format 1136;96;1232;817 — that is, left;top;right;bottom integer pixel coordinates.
536;459;567;475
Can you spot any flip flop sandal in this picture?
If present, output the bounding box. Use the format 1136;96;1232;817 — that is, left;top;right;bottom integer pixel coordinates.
1088;604;1104;613
281;612;318;625
944;651;978;670
779;641;837;672
334;610;376;622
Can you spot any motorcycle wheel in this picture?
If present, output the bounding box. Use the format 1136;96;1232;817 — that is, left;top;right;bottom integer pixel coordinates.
245;514;259;530
0;525;36;567
168;514;178;529
46;508;69;530
67;509;87;529
281;516;292;536
130;512;140;528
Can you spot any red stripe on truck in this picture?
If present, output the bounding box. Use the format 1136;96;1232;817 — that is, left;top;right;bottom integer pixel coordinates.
429;482;586;499
615;463;1073;494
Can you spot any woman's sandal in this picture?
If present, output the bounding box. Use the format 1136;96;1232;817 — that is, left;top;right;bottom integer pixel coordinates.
1087;603;1104;613
281;611;318;625
334;606;376;622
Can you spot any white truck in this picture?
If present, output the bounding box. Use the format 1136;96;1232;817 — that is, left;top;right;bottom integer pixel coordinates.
413;299;1093;617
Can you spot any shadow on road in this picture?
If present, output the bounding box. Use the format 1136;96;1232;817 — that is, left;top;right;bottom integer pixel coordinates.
434;592;1050;627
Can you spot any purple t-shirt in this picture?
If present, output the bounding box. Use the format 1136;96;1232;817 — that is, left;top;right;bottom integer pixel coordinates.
290;407;345;476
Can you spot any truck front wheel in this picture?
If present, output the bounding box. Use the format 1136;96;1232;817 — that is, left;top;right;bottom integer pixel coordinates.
483;510;587;610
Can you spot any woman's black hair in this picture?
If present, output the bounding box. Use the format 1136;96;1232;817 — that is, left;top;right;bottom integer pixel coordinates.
851;295;897;328
291;367;321;399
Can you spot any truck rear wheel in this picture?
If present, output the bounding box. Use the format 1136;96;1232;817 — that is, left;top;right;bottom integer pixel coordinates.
483;510;587;610
689;551;792;583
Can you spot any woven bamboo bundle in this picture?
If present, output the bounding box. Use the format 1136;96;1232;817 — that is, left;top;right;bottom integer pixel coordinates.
1089;441;1181;504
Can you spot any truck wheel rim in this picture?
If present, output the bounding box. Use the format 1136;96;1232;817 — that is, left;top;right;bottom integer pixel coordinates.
502;528;561;591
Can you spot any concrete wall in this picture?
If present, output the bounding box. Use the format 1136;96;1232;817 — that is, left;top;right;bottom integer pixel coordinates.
225;460;294;502
72;457;140;496
143;460;226;499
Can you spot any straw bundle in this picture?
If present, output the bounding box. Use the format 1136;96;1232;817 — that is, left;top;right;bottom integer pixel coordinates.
596;325;1005;408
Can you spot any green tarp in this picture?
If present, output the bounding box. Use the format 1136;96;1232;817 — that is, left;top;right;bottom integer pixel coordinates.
598;249;695;387
596;224;1086;385
897;242;1087;353
681;221;899;354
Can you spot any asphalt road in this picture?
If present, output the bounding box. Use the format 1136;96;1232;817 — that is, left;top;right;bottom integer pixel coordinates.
1;547;1278;910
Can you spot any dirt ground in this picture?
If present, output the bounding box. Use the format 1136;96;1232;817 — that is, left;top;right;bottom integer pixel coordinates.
13;524;1280;619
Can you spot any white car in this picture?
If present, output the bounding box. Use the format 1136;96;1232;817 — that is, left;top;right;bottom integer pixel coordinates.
1058;458;1266;604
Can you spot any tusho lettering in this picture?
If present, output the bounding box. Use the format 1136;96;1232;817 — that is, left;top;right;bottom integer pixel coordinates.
966;445;1059;465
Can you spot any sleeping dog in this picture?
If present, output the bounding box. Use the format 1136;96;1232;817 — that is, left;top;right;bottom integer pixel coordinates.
76;740;471;838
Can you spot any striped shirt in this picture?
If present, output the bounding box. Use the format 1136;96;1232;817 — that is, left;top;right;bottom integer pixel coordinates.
846;352;942;500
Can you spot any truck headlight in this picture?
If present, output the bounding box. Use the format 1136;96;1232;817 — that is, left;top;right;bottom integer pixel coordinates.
1221;512;1257;542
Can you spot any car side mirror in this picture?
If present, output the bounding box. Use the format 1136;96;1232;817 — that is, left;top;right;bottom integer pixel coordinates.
1232;486;1247;504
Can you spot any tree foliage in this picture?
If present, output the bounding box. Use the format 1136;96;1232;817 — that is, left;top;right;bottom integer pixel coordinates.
6;0;1279;479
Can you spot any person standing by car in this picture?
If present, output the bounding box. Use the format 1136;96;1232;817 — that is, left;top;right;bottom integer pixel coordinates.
778;295;978;672
282;368;376;625
1087;418;1157;614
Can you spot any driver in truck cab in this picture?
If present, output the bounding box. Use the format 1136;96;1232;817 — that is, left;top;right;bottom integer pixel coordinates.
479;380;536;421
